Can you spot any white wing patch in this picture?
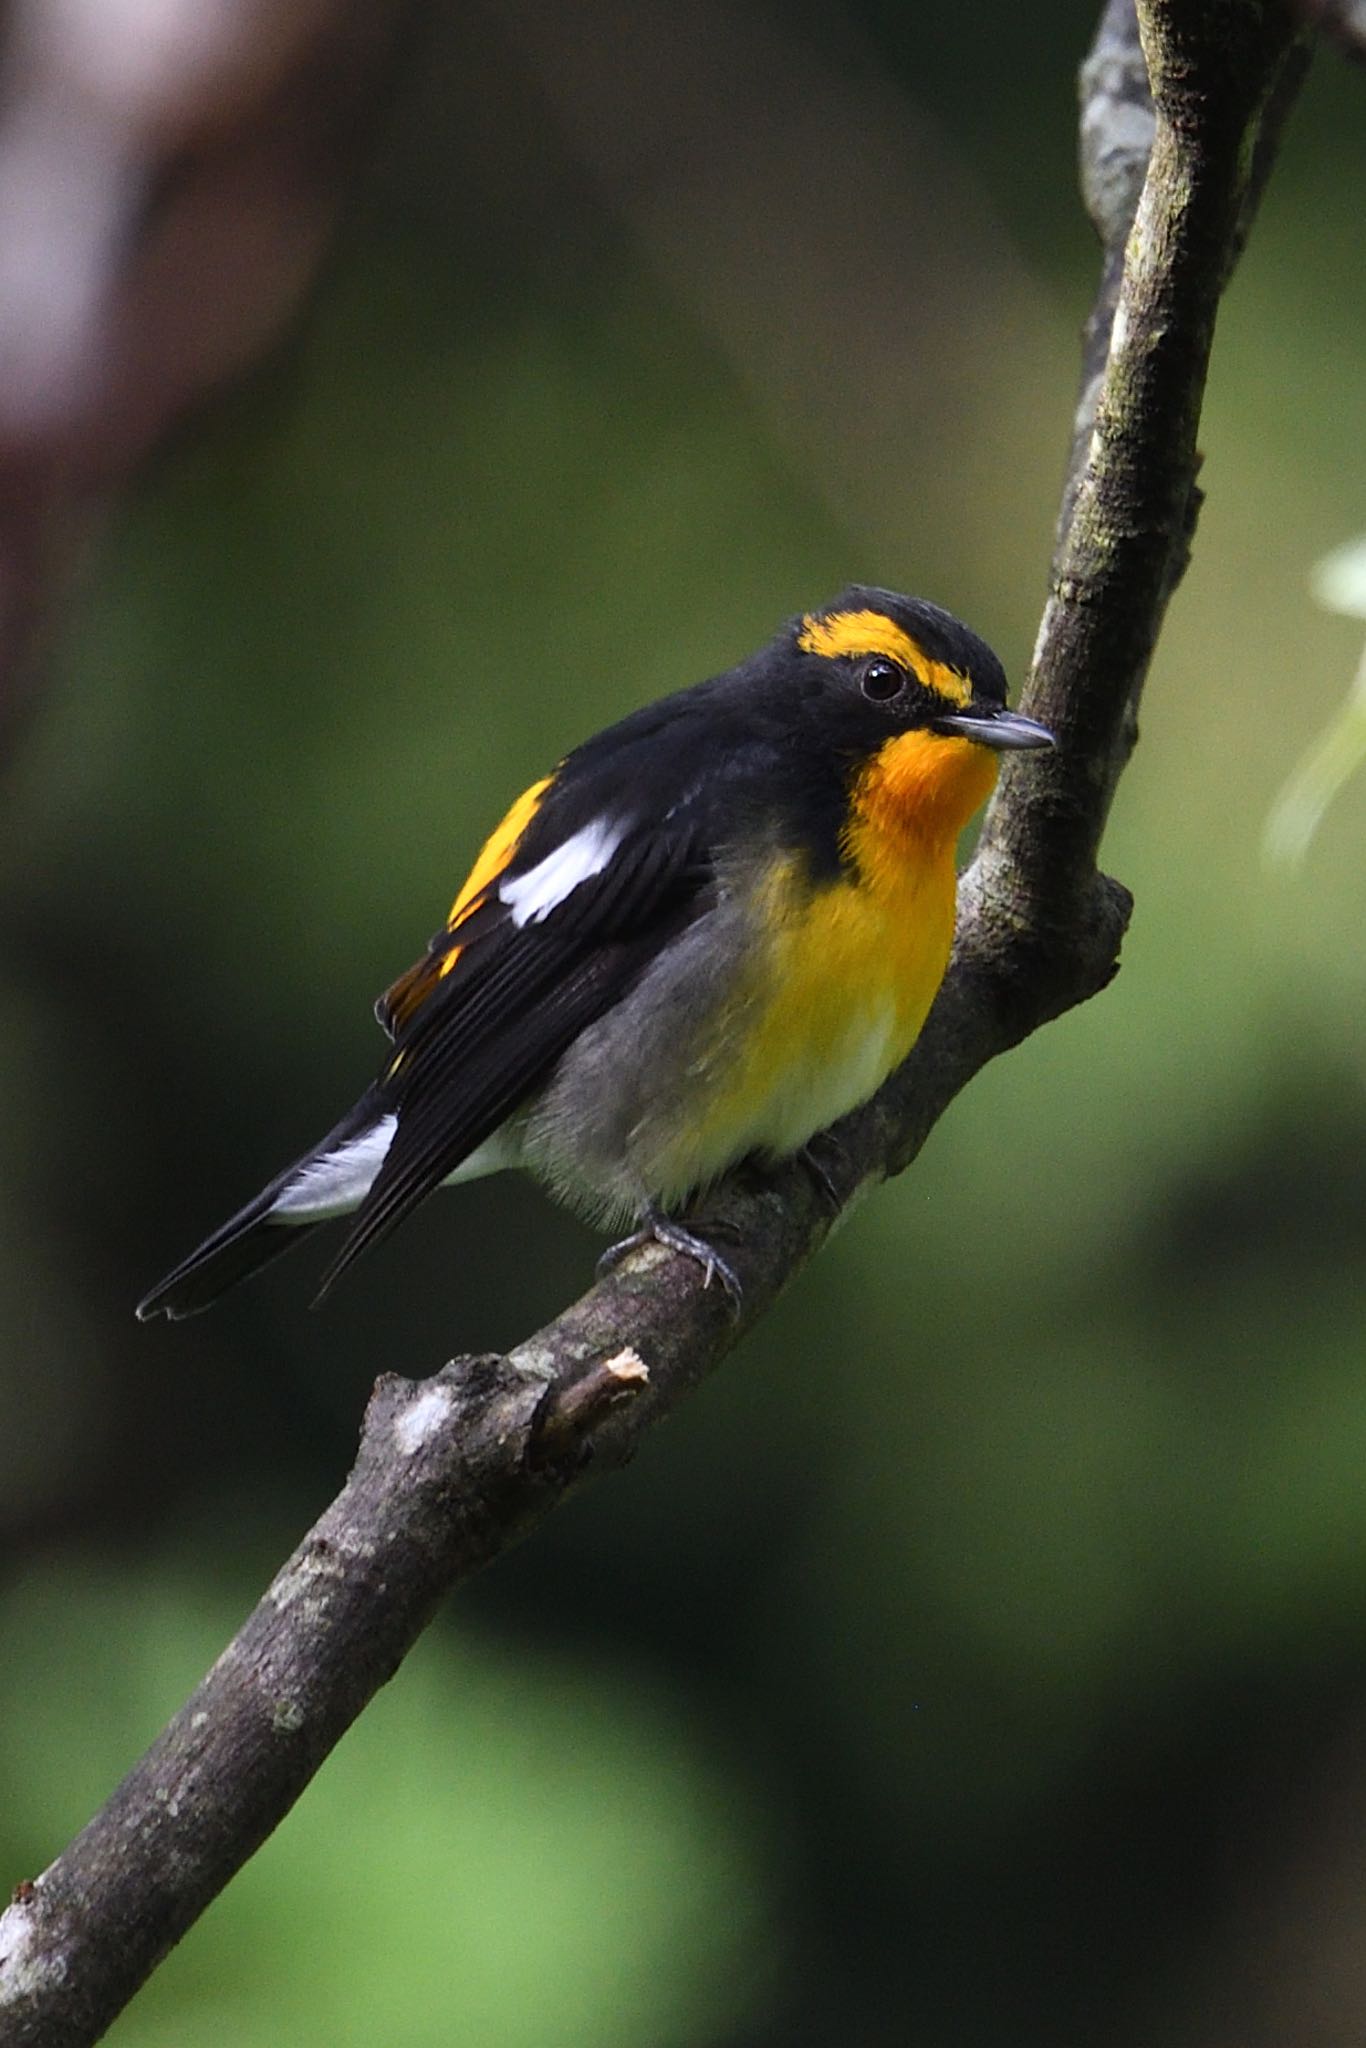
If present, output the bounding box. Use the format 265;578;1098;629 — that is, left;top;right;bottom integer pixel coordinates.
500;817;625;927
272;1115;398;1222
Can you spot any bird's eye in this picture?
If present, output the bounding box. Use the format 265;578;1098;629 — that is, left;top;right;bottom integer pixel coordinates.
860;657;906;703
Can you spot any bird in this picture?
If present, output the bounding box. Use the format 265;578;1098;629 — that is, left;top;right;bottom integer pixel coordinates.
136;586;1053;1321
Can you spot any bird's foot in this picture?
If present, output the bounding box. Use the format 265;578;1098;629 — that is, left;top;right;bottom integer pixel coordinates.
800;1132;851;1213
597;1207;743;1316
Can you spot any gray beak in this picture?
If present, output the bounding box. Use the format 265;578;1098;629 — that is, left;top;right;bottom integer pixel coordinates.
930;707;1056;751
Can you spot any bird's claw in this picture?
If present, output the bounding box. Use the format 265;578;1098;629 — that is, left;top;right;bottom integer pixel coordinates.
597;1209;743;1317
800;1133;849;1213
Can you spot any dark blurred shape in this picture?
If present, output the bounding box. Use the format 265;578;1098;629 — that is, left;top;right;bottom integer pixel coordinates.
0;0;406;761
1140;1062;1366;1300
1301;0;1366;63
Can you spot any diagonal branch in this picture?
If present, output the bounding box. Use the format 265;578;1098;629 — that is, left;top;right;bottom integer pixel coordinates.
0;3;1310;2042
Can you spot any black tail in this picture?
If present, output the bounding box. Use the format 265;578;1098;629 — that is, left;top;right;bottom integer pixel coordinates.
135;1204;315;1321
135;1096;380;1321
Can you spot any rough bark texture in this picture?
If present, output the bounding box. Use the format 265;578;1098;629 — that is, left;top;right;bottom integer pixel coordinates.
0;1;1312;2042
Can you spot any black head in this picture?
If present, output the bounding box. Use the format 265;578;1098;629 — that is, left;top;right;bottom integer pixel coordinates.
784;584;1052;753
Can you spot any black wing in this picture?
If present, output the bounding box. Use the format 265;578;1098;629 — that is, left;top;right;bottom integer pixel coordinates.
314;802;713;1297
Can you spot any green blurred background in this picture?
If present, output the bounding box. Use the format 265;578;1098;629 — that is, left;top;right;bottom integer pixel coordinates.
4;2;1366;2041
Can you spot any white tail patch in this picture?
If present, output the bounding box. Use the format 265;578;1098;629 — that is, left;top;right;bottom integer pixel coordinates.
272;1115;398;1222
500;818;624;926
271;1118;519;1223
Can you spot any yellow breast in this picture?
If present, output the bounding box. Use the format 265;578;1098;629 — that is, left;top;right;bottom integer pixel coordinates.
657;730;997;1195
733;847;958;1155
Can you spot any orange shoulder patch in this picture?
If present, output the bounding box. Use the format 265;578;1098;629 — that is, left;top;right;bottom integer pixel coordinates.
378;773;554;1037
444;775;553;929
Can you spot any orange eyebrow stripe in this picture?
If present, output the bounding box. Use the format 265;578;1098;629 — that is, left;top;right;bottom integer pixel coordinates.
797;609;972;709
798;609;922;667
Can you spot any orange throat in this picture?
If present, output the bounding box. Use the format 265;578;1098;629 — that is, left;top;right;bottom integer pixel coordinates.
844;730;998;887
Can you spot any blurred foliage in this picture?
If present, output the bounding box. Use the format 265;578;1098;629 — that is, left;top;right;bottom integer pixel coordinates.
0;1559;774;2047
1265;536;1366;866
3;4;1366;2045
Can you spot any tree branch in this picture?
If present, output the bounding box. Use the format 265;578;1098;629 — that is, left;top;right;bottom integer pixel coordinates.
0;2;1309;2041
